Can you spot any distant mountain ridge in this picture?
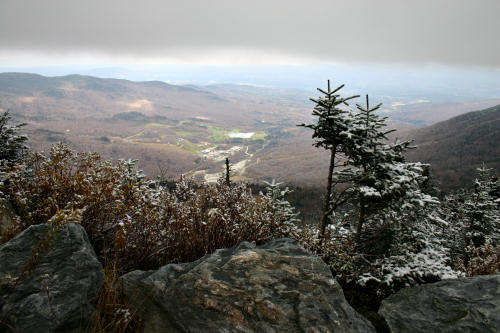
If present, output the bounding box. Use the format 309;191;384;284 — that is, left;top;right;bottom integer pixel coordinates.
0;72;268;126
406;104;500;191
0;72;222;102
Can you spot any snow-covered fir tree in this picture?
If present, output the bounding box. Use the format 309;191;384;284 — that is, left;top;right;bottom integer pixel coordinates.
319;95;453;287
261;179;300;226
435;165;500;274
298;80;359;238
0;111;28;169
461;165;500;247
334;95;438;244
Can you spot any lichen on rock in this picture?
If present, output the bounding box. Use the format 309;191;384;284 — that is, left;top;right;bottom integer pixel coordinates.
122;238;375;333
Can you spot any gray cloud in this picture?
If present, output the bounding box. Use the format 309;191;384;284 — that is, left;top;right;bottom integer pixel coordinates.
1;0;499;67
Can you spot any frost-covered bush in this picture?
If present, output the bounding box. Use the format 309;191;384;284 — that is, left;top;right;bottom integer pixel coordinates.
456;241;500;276
1;144;160;258
0;143;301;272
155;177;288;264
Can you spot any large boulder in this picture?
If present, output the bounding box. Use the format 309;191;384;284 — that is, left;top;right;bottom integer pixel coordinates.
379;274;500;333
122;238;375;333
0;223;104;333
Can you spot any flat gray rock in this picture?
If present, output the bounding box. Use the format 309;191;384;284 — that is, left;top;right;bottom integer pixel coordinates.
379;274;500;333
0;223;104;333
122;238;375;333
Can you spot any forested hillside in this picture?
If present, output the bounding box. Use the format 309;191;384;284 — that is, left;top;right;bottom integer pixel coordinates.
406;104;500;191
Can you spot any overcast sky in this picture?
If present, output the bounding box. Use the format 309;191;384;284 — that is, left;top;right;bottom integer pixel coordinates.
0;0;499;67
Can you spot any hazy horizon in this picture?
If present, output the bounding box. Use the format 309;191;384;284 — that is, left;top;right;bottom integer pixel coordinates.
2;63;500;103
1;0;499;103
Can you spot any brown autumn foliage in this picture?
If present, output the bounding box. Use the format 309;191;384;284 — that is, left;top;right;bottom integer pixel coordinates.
0;143;303;273
456;241;500;277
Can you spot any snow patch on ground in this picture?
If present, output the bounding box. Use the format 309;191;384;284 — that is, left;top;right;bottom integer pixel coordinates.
201;146;242;161
228;132;254;139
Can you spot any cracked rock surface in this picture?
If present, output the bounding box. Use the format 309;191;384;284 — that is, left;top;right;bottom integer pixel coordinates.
0;223;103;333
379;274;500;333
122;238;375;333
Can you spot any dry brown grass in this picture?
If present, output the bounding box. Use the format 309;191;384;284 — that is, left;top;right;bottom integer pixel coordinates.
90;255;143;333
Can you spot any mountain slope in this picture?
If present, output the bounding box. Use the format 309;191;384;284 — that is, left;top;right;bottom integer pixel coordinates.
0;72;323;185
406;104;500;191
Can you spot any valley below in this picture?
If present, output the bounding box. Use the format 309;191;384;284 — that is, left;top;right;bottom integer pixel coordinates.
1;72;499;192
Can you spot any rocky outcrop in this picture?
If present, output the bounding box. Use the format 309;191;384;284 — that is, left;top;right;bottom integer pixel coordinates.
379;274;500;333
122;238;375;333
6;223;499;333
0;223;104;333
